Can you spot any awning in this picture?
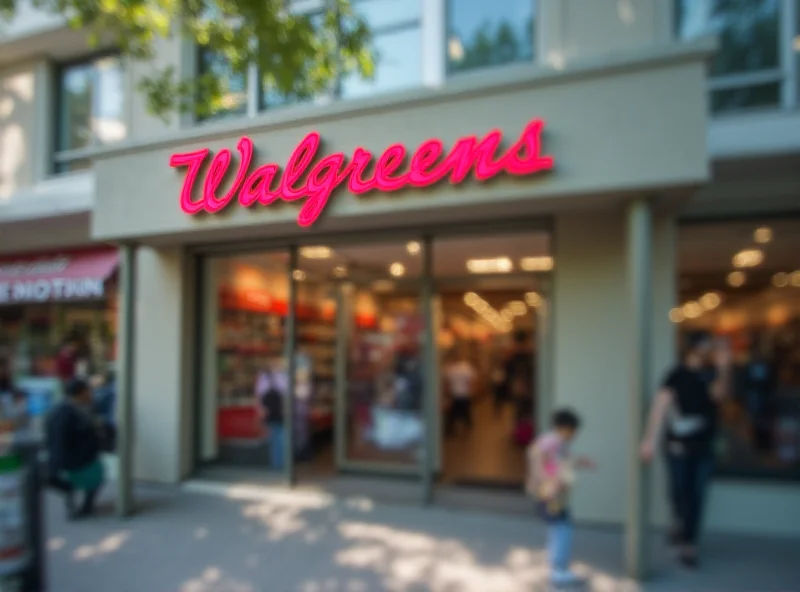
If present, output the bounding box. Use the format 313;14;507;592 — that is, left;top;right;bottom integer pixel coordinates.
0;248;119;305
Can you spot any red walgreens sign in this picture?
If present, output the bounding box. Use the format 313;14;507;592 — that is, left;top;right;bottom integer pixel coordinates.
170;119;553;227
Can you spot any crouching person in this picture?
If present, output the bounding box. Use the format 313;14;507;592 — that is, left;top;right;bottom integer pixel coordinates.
46;379;106;519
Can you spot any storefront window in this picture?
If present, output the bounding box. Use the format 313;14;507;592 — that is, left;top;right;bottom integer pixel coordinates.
55;55;126;173
340;0;422;99
675;220;800;480
446;0;535;75
207;252;289;469
675;0;782;114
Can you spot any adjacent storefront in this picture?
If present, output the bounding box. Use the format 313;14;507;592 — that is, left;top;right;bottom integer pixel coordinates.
0;248;119;382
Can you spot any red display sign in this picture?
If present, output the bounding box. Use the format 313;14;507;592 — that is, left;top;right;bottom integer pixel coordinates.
170;119;553;227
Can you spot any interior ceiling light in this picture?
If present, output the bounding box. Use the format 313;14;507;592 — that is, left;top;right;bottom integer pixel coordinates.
732;248;763;269
773;272;789;288
699;292;722;311
466;257;513;274
682;301;704;319
727;271;746;288
524;292;543;307
669;308;685;323
292;269;306;281
406;241;421;255
520;256;554;272
300;246;332;259
333;265;348;278
791;271;800;287
754;227;773;244
389;262;406;277
509;301;527;316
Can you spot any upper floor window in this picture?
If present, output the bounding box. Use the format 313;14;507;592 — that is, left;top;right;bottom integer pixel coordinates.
260;12;330;111
198;0;424;121
446;0;535;75
55;54;126;173
675;0;782;114
340;0;422;99
197;47;248;121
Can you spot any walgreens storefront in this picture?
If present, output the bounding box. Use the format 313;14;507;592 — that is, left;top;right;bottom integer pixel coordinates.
88;45;736;545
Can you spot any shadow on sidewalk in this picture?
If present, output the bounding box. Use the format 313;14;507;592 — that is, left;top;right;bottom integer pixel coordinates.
44;482;800;592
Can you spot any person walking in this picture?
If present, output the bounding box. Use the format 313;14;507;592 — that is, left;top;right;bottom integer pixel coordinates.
46;379;107;519
444;350;477;436
640;330;732;568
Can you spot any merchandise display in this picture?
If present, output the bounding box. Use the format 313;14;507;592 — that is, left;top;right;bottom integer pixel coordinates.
214;280;337;453
0;303;116;382
681;316;800;476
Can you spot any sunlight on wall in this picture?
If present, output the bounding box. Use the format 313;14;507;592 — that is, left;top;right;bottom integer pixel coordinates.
0;123;24;200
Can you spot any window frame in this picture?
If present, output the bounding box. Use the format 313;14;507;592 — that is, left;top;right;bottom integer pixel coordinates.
52;50;126;175
443;0;537;79
675;0;799;116
195;45;250;123
190;0;436;124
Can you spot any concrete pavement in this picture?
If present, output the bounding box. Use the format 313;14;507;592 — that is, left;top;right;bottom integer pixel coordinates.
46;482;799;592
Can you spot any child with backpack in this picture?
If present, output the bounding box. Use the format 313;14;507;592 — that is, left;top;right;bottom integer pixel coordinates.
527;408;595;587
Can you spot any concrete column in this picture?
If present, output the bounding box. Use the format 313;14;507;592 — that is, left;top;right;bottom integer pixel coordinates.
284;247;298;486
116;243;136;518
625;197;653;579
421;236;435;504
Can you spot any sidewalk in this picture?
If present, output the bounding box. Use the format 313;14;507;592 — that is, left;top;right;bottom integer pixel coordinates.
46;482;798;592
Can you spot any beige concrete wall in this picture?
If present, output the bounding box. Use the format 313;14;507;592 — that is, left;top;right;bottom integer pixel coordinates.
133;246;193;483
127;36;185;140
707;482;800;537
552;209;631;524
0;60;37;200
552;207;676;526
92;45;710;243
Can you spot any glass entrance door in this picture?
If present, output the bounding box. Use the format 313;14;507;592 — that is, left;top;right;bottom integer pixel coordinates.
431;232;553;491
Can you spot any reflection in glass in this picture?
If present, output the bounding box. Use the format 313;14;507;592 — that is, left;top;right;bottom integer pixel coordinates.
58;56;126;154
676;220;800;480
675;0;780;77
197;48;248;120
341;28;422;99
711;82;781;114
345;287;424;465
341;0;422;100
446;0;535;75
260;12;331;110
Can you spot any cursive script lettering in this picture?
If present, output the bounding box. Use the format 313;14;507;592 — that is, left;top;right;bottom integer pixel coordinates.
169;119;554;227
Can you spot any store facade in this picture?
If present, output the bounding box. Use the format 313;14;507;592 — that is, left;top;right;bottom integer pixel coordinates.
87;38;712;546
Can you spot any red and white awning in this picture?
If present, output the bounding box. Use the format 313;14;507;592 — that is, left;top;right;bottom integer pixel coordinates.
0;248;119;305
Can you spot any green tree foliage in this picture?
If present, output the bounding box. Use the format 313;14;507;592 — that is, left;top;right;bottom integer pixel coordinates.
0;0;373;120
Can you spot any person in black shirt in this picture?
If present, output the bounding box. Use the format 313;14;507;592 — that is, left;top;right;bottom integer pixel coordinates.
640;330;732;568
